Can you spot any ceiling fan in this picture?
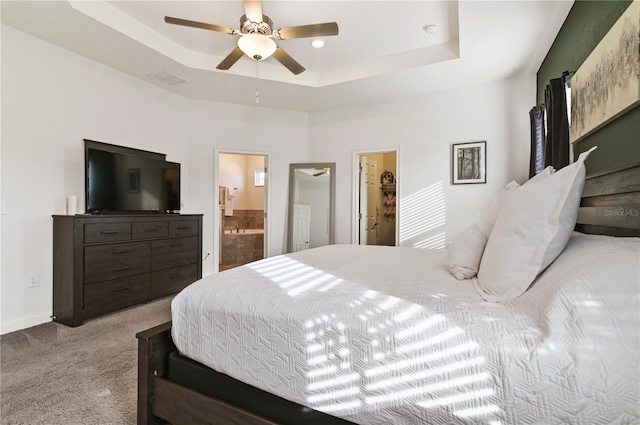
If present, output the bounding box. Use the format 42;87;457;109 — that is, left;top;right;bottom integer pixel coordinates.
313;168;330;177
164;0;339;75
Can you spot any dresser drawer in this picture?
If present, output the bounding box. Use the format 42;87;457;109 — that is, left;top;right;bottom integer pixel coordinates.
150;264;197;296
151;250;197;272
84;241;150;265
84;257;150;284
84;223;131;244
132;221;169;240
152;237;198;256
84;274;150;311
169;220;198;237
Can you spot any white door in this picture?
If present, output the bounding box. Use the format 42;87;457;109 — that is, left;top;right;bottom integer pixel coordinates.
292;203;311;252
359;156;380;245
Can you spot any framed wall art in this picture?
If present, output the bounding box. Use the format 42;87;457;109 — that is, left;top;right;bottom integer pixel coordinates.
570;0;639;143
451;141;486;185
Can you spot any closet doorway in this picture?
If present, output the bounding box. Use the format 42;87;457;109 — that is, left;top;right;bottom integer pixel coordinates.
353;149;398;246
215;151;269;272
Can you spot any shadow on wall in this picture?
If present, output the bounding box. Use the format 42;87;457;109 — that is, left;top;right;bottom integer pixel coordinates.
399;181;447;249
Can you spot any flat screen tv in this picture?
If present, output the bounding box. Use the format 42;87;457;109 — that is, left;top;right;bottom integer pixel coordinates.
86;148;180;214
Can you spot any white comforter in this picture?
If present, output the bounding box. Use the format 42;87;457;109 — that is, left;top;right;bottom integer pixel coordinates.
172;233;640;424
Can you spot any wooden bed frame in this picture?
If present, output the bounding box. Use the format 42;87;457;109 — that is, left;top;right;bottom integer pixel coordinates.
137;321;280;425
137;163;639;425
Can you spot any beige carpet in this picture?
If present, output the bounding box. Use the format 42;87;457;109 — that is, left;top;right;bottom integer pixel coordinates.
0;297;172;425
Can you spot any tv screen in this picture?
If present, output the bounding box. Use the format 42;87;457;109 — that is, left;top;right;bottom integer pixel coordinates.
86;148;180;213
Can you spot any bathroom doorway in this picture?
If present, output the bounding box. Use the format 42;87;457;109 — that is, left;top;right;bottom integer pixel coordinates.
216;151;269;272
353;149;398;246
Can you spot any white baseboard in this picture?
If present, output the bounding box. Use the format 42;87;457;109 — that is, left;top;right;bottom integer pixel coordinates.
1;312;52;335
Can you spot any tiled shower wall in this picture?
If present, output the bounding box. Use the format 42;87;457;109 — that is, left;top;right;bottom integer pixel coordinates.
222;209;264;231
221;233;264;267
220;209;264;269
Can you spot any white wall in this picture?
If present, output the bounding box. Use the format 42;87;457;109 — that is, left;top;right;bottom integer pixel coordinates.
244;155;266;210
1;22;534;333
1;24;190;333
219;154;248;209
308;75;534;248
219;154;265;211
188;101;308;268
0;24;308;333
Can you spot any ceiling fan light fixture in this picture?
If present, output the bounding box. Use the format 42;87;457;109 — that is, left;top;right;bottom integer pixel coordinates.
311;39;324;48
238;33;277;60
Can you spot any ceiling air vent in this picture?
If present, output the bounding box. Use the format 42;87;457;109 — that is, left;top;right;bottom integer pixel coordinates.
148;70;187;86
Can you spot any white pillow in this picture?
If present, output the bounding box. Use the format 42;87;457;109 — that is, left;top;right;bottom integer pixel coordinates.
473;147;596;302
447;223;487;280
478;182;519;238
528;165;555;183
478;166;555;238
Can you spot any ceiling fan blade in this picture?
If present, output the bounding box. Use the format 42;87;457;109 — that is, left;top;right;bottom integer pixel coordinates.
244;0;263;22
272;47;305;75
216;47;245;70
276;22;338;39
164;16;236;35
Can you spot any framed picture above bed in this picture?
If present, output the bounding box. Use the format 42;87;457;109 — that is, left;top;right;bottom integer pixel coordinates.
451;141;486;184
569;0;640;143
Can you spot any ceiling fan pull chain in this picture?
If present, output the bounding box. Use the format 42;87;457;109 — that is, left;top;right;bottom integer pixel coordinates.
255;59;260;104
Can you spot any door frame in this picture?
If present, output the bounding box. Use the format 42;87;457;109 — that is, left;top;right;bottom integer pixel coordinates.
214;149;271;273
352;148;400;246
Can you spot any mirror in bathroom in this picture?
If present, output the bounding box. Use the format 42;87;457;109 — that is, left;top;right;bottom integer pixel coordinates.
287;163;336;253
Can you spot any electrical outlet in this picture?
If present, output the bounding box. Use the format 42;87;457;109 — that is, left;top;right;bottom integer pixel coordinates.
27;273;39;288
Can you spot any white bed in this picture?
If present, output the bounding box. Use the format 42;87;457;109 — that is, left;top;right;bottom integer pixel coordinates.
172;232;640;424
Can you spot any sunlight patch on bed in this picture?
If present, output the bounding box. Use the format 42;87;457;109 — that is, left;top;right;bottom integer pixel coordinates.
366;357;486;391
365;373;490;405
300;292;499;420
277;269;324;288
395;314;445;338
364;341;480;378
396;327;464;354
455;404;501;417
307;386;360;403
249;253;499;420
418;387;494;408
249;256;344;296
248;256;293;273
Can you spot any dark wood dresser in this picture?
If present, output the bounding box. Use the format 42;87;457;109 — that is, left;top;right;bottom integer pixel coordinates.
53;214;203;327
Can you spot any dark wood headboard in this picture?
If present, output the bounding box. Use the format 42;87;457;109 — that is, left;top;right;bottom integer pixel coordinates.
576;162;640;237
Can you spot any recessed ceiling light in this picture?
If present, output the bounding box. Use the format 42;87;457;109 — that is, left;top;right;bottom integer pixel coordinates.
422;24;438;35
311;39;324;48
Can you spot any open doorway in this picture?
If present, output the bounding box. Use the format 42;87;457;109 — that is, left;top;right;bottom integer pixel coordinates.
216;152;269;272
354;150;398;246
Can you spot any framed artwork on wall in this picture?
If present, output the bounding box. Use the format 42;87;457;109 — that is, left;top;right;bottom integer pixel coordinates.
570;0;639;143
451;141;486;185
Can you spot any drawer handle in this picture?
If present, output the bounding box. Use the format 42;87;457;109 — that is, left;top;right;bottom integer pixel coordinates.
100;230;119;235
112;286;129;293
112;266;130;272
144;227;160;232
112;249;130;254
177;226;191;230
169;273;181;279
169;243;183;248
